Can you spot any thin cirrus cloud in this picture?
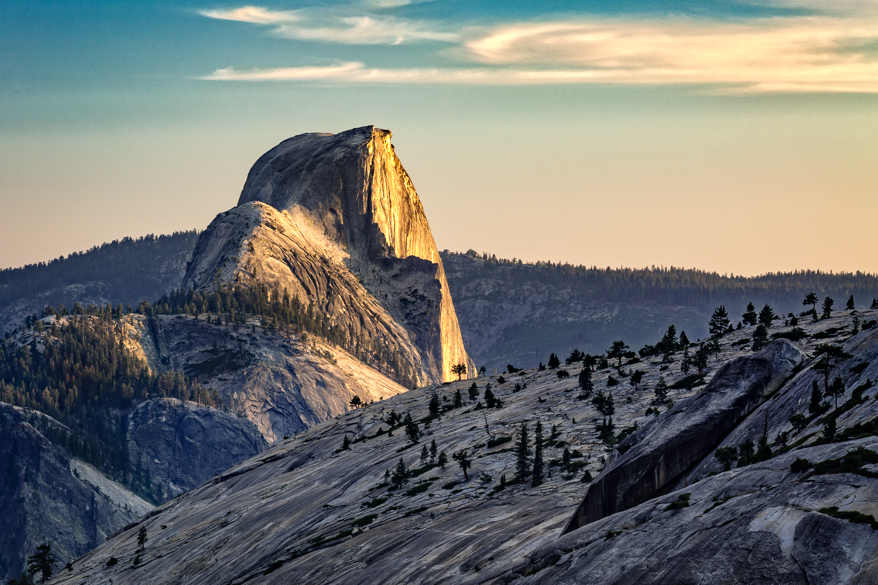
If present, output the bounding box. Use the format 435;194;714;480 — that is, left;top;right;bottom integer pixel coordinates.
198;5;456;44
199;6;878;93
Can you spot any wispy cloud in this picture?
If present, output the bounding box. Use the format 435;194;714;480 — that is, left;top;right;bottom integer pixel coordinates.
202;60;878;92
199;5;456;44
198;6;300;25
460;17;878;92
199;6;878;92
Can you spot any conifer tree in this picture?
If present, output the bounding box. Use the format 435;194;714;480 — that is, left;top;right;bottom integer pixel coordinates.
467;383;479;403
342;434;351;450
515;423;531;481
847;295;855;310
453;389;463;408
453;450;472;480
438;451;448;468
630;370;644;391
607;340;630;368
742;302;758;326
654;377;669;404
803;292;818;316
26;543;56;583
708;306;731;337
679;331;690;347
428;392;441;418
430;439;438;462
822;297;835;319
391;458;409;488
404;413;420;443
578;367;594;398
420;444;429;464
547;353;560;368
681;345;691;373
532;421;544;487
758;305;776;328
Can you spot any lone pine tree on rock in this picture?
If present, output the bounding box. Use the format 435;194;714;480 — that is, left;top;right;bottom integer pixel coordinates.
803;292;819;316
453;450;472;480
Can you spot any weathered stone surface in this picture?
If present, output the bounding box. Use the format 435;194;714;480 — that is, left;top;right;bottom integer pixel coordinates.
134;314;409;442
126;398;266;499
494;438;878;585
679;326;878;485
564;339;804;533
183;126;472;384
0;405;150;581
51;310;878;585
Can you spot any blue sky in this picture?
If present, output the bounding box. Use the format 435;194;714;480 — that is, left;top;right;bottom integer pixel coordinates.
1;0;877;275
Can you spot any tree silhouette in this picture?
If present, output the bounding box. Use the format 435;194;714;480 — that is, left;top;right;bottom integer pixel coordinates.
453;450;472;480
742;302;758;326
547;353;561;368
451;363;467;380
532;421;544;487
709;306;731;337
607;340;630;368
822;297;835;319
630;370;644;391
27;543;57;583
758;305;776;328
847;295;855;310
578;367;594;398
814;344;851;407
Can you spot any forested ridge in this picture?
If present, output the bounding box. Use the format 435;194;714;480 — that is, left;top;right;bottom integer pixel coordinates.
0;308;213;502
0;232;199;334
444;250;878;311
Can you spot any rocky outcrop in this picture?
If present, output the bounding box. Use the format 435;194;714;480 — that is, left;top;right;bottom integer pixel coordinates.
126;398;266;499
563;339;804;533
134;314;409;442
0;405;150;581
183;126;472;384
500;438;878;585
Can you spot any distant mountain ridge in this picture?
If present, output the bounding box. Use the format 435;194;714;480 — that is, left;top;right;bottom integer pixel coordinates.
3;233;877;374
0;232;198;335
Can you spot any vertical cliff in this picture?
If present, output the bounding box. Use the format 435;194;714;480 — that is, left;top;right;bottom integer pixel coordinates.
184;126;471;384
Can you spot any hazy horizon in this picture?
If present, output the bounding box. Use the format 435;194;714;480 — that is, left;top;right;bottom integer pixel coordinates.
2;0;876;276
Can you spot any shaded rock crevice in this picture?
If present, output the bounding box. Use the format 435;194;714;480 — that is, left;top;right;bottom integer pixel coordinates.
564;339;804;534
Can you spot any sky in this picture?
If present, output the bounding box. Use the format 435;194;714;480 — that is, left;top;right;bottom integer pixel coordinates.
1;0;877;276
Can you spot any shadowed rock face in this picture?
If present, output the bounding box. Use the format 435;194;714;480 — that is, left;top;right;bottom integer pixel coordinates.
564;339;804;534
184;126;471;384
0;406;150;581
126;399;266;499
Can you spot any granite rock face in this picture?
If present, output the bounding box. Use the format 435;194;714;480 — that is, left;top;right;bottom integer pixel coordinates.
134;314;409;442
183;126;472;385
126;398;266;499
0;405;150;581
499;438;878;585
564;339;804;533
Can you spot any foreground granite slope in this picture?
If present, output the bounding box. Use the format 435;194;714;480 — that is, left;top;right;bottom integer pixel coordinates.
497;438;878;585
52;310;878;585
